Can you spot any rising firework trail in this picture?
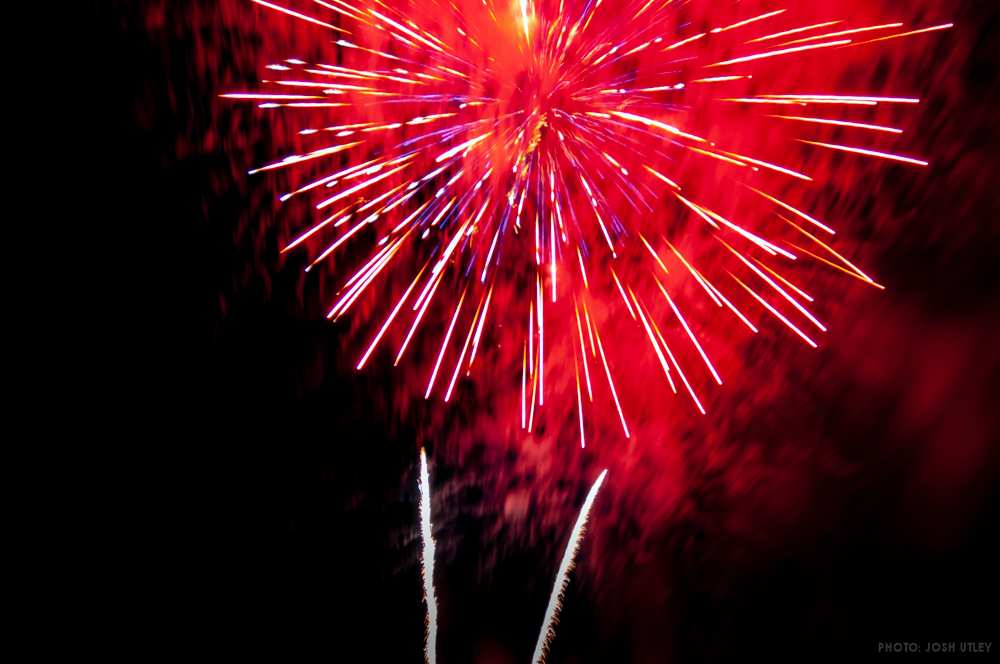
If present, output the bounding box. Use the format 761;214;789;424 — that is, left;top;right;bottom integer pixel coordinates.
412;451;607;662
225;1;952;445
418;447;438;664
532;468;608;664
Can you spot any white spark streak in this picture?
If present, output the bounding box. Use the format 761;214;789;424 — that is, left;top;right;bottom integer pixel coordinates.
418;448;438;664
532;469;608;664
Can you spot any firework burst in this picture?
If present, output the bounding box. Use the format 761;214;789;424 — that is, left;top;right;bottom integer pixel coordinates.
224;0;951;447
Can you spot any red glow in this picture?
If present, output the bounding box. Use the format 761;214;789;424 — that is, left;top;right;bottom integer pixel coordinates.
224;0;952;455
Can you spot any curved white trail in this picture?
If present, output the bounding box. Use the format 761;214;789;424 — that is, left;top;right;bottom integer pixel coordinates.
532;468;608;664
418;448;438;664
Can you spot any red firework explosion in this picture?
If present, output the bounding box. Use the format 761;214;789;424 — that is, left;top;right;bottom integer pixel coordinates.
223;0;951;449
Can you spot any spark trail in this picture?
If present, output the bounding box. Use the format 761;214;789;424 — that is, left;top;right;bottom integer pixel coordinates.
411;451;607;661
419;447;438;664
532;468;608;664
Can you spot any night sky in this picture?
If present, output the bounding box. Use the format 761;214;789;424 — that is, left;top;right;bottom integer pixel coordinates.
104;1;999;660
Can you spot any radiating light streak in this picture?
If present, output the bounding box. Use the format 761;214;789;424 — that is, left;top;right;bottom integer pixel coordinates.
316;163;412;209
610;111;707;143
282;156;381;200
573;301;593;400
258;101;352;108
550;214;558;302
639;233;670;274
778;23;903;47
314;0;366;23
712;9;786;34
799;140;929;166
536;274;545;405
852;23;953;46
357;265;427;369
444;292;485;401
307;214;371;264
691;75;750;83
751;256;815;303
650;318;704;413
521;341;528;428
527;343;540;431
577;248;590;289
574;350;586;448
528;301;535;375
762;94;919;103
779;213;880;285
643;165;681;190
593;321;629;437
720;97;813;105
435;132;491;162
706;280;759;333
220;92;321;100
425;289;468;399
664;32;706;51
687;146;748;167
667;241;721;306
746;185;836;235
719;150;813;181
610;268;635;319
719;239;827;332
396;269;445;364
788;242;885;290
519;0;533;42
252;0;349;33
695;202;797;259
282;207;352;253
369;9;447;53
466;286;493;370
673;192;720;230
766;115;903;134
325;232;410;316
631;292;677;392
655;279;723;385
480;226;501;283
746;21;842;44
708;39;852;67
732;274;818;348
